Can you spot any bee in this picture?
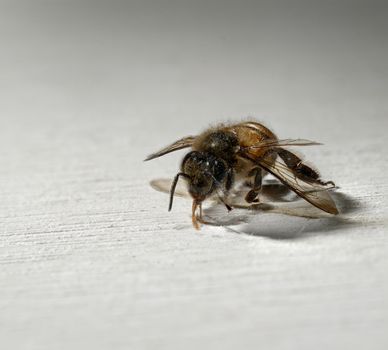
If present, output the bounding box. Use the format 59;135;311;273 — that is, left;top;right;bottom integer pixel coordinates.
145;121;338;229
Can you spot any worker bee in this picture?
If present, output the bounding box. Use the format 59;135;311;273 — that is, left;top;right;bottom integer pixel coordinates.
145;121;338;229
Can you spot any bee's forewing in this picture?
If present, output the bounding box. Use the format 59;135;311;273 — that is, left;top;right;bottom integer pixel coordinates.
257;158;339;215
144;136;196;161
245;138;322;150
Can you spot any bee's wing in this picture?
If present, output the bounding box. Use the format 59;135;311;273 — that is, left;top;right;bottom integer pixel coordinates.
257;157;339;215
144;136;196;161
244;138;322;150
150;178;190;198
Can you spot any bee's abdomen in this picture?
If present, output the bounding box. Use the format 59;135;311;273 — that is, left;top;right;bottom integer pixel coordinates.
231;121;277;160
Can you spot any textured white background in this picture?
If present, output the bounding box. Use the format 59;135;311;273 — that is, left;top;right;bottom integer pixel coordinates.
1;1;387;349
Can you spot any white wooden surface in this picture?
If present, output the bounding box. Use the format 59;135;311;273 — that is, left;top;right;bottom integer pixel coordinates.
1;1;387;349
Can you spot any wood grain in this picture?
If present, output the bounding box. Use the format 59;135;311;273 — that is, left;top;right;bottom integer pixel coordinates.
1;1;387;349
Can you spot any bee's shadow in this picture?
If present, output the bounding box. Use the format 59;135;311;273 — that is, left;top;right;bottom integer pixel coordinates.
203;190;363;240
150;178;364;240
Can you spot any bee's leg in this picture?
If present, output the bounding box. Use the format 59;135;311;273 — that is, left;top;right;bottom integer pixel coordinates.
245;167;263;203
219;169;234;211
225;168;234;191
277;148;335;187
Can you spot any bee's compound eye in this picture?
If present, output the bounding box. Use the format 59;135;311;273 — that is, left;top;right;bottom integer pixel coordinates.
213;159;227;182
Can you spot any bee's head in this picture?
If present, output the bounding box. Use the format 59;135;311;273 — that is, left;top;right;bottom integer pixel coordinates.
168;151;228;211
181;151;228;202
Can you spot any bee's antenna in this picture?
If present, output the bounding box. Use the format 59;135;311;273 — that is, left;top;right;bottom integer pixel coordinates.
169;172;190;211
217;194;233;211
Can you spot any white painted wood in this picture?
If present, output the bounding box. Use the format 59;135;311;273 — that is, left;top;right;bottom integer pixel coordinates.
1;1;387;349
